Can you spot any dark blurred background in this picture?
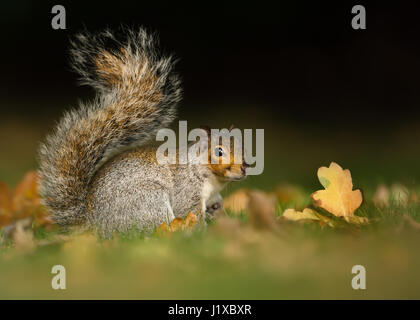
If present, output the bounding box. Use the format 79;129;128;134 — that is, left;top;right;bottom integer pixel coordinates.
1;1;420;189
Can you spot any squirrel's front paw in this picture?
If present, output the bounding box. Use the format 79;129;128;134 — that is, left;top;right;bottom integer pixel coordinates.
205;194;223;219
206;201;222;214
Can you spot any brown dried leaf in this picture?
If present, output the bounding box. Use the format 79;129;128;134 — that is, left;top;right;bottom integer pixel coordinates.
0;181;12;227
10;171;53;227
12;171;39;214
373;183;415;208
372;184;390;208
247;190;278;231
223;189;250;214
13;219;36;253
156;212;198;236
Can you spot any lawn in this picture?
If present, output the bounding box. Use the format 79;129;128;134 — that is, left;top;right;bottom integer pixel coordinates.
1;200;420;299
1;108;420;299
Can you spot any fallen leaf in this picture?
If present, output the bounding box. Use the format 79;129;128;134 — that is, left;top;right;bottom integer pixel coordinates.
282;208;335;227
12;171;40;217
311;162;363;218
223;189;250;214
372;184;390;208
247;190;279;231
8;171;53;228
390;183;409;206
0;181;12;227
13;219;36;253
156;212;198;236
283;208;320;221
1;217;33;238
372;183;413;208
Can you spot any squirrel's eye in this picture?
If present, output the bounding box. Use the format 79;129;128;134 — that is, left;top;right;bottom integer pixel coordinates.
214;147;224;157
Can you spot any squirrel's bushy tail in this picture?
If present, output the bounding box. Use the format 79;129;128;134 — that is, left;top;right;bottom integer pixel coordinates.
38;27;181;226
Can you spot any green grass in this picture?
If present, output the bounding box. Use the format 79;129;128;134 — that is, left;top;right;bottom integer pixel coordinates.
1;196;420;299
2;105;420;299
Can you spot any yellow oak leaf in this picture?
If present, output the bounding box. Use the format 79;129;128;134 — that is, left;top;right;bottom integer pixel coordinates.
282;208;335;227
311;162;362;218
283;208;320;221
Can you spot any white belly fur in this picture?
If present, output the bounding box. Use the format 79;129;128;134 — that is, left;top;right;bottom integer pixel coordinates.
201;175;225;213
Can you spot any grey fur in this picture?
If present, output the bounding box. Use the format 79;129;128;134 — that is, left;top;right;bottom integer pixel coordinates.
85;148;213;237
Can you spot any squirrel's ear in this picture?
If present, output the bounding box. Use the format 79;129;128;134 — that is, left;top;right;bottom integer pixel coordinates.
228;124;235;131
199;125;211;135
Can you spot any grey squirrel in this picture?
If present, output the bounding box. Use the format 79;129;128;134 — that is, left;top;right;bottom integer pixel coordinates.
38;27;248;238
